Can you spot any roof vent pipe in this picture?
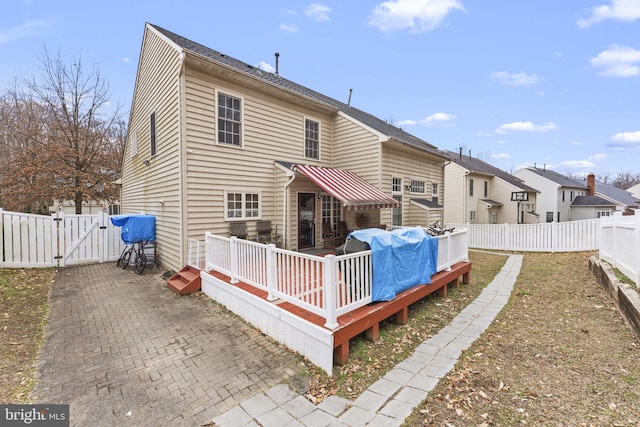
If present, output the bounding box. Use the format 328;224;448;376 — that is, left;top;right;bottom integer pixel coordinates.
275;52;280;76
347;88;352;106
459;147;462;159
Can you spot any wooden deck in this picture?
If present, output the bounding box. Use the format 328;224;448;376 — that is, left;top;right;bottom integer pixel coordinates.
206;260;471;366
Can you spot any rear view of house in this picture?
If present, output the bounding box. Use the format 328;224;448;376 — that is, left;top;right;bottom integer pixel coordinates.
120;23;448;272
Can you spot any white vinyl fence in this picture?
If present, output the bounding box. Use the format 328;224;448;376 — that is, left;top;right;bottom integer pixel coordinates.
599;212;640;288
448;219;600;252
0;209;123;268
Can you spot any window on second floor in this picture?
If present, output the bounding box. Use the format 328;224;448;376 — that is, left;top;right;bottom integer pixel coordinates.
410;180;425;194
129;130;138;157
304;119;319;160
392;177;402;193
150;112;157;156
484;181;488;197
217;92;242;146
432;182;439;204
469;178;474;196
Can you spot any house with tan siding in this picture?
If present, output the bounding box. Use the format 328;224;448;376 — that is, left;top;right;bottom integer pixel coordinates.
121;23;449;273
443;150;539;224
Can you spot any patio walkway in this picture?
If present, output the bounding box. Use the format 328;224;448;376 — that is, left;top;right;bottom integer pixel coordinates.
33;262;302;426
212;253;524;426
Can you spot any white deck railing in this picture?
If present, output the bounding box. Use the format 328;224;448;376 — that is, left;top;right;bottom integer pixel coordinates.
600;212;640;288
202;228;468;329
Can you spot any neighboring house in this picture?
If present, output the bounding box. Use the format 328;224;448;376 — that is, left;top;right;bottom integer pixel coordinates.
573;174;639;218
443;150;539;224
50;200;120;215
515;166;590;222
627;183;640;200
120;23;448;272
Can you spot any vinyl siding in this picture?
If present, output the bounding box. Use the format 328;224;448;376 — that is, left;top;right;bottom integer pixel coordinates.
381;142;444;227
182;67;334;246
121;26;183;272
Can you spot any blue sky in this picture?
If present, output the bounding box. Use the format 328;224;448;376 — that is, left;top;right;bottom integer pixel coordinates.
2;0;639;177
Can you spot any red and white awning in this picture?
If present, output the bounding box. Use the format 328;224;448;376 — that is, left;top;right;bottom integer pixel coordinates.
295;164;401;211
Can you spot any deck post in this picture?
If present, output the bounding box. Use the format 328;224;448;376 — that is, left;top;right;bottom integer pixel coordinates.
444;233;452;271
266;244;277;301
229;237;239;284
323;254;339;329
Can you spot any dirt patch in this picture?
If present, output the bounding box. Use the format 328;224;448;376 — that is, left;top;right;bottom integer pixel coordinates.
0;268;55;403
405;252;640;426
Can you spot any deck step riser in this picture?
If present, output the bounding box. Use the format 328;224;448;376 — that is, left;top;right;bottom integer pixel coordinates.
167;266;201;295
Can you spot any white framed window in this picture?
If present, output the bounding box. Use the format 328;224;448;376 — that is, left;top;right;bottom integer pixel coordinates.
129;130;138;157
225;191;260;219
469;210;477;222
304;118;320;160
217;91;243;146
410;179;425;194
392;177;402;193
431;182;439;204
392;177;402;226
596;210;611;218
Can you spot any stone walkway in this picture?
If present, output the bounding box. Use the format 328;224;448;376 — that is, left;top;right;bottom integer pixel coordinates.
212;254;523;427
34;263;302;426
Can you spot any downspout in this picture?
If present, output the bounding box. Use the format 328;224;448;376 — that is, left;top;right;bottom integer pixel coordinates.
283;174;296;249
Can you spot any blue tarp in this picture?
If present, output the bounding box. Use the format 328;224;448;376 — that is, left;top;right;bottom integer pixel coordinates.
349;227;438;302
110;214;156;244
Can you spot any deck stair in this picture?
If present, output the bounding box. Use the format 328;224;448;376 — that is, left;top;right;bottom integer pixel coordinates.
167;266;201;294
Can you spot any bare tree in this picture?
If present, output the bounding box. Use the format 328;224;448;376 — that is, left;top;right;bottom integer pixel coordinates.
1;48;124;213
613;171;640;189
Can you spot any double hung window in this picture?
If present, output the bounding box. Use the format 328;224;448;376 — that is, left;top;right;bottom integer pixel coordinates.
218;92;242;146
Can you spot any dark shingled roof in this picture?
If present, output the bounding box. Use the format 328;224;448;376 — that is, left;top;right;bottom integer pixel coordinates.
522;167;588;189
442;150;538;193
410;198;443;209
591;180;640;207
149;23;445;159
571;195;616;207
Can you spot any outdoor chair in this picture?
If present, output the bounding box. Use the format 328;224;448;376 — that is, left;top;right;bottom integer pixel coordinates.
256;220;272;243
229;222;247;239
322;221;338;249
338;221;351;241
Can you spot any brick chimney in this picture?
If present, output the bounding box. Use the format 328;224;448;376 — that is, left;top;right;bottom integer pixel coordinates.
587;173;595;196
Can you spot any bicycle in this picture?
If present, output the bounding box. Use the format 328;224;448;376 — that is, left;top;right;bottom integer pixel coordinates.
132;241;147;274
118;243;135;269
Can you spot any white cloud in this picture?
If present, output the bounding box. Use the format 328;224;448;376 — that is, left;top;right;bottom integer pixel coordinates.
588;153;608;162
495;121;558;134
368;0;464;33
0;19;52;44
397;112;455;127
396;119;418;126
590;45;640;77
419;112;455;125
305;3;331;21
577;0;640;28
491;71;541;86
256;61;276;73
608;130;640;148
553;160;596;169
280;23;299;33
122;57;131;63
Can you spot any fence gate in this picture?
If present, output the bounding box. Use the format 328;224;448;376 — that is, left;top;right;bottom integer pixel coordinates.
0;209;123;268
